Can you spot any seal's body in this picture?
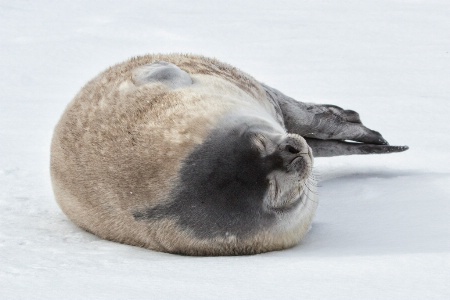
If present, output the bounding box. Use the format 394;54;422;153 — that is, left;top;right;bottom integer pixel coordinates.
51;54;407;255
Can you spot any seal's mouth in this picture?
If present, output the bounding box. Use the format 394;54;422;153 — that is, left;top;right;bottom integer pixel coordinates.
266;174;310;213
268;191;304;214
289;154;307;165
288;153;311;176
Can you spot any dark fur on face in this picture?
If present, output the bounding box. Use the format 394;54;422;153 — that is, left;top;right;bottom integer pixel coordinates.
133;117;310;239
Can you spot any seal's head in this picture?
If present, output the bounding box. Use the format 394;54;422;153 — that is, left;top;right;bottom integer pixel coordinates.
134;115;317;255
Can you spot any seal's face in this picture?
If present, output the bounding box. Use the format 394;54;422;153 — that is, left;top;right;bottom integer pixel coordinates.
252;130;314;212
135;115;316;240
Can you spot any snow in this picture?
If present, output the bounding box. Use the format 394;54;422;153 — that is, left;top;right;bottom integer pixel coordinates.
1;0;450;299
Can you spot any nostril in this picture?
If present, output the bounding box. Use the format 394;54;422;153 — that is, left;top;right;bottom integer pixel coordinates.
285;144;300;154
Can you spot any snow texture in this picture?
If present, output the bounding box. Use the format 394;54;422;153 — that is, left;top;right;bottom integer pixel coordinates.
1;0;449;299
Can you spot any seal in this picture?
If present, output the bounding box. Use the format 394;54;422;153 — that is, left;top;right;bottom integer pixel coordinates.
50;54;408;255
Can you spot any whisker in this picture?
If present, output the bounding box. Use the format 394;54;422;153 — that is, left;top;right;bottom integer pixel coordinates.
302;181;317;195
300;183;319;204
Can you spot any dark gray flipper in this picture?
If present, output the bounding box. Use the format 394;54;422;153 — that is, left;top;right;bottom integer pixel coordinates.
262;83;409;157
305;139;409;157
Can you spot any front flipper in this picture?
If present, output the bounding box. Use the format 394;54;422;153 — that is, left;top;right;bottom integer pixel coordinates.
262;83;409;157
132;61;193;89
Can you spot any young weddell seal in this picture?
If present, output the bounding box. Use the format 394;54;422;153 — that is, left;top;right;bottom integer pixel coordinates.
50;54;408;255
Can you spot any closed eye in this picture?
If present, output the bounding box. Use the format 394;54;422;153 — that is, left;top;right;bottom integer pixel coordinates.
251;133;268;153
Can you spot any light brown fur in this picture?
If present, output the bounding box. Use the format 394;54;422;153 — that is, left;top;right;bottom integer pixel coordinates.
51;54;315;255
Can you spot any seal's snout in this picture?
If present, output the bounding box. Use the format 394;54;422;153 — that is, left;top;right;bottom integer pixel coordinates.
278;134;312;172
282;134;309;155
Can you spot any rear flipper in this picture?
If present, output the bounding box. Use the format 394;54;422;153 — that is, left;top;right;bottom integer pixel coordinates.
262;83;409;157
305;138;408;157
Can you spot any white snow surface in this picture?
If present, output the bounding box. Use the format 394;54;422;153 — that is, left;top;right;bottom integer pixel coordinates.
1;0;450;299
